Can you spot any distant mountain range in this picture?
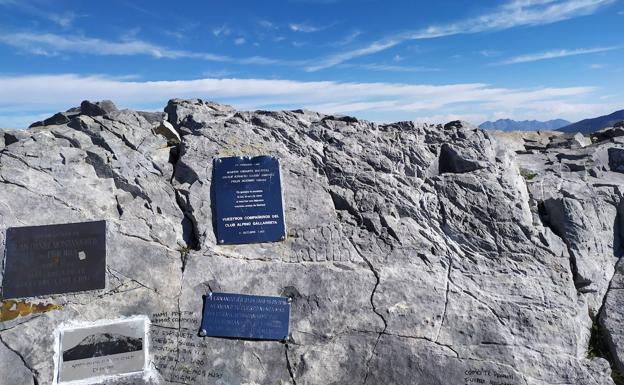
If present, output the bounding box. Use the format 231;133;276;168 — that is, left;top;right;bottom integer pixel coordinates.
557;109;624;133
63;332;143;361
479;119;571;131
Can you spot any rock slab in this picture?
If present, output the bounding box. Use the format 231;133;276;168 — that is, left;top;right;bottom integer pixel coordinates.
1;100;624;385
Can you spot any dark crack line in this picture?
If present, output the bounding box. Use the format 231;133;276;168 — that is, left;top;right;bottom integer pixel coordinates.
348;239;387;331
0;314;44;333
0;177;81;213
348;238;387;385
285;344;298;385
434;257;452;342
170;270;185;380
106;267;159;294
0;333;40;385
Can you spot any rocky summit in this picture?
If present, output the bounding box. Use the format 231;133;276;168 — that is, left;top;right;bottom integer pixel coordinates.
2;99;624;385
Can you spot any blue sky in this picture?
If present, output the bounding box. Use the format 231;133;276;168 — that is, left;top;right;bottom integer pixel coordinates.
0;0;623;128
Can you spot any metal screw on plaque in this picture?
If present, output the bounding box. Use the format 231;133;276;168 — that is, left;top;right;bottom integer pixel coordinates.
288;297;292;304
219;239;224;244
199;329;207;337
209;292;213;300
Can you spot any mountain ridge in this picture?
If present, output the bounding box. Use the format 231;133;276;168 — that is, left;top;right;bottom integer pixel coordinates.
62;332;142;361
558;109;624;133
479;118;570;131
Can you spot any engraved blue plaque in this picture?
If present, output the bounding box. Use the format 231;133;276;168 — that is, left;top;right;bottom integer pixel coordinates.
213;156;286;245
200;292;290;340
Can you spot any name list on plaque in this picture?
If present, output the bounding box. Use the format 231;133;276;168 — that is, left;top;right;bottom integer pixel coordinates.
200;292;290;341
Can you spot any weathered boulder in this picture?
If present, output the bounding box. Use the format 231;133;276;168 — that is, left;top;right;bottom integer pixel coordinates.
547;132;591;149
1;100;624;385
592;126;624;143
79;100;118;117
137;110;167;124
154;120;181;144
609;148;624;173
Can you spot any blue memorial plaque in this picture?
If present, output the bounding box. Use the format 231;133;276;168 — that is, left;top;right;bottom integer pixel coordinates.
200;292;291;340
213;155;286;245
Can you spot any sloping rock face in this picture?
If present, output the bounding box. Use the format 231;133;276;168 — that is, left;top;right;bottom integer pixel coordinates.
1;100;624;385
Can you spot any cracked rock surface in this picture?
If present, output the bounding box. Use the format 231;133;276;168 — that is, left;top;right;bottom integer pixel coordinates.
1;100;624;385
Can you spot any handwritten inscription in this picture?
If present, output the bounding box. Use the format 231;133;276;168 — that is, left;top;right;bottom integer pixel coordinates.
150;311;224;385
464;368;516;385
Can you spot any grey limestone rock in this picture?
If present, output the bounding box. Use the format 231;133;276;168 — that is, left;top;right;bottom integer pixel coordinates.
2;101;624;385
154;120;181;144
80;100;119;117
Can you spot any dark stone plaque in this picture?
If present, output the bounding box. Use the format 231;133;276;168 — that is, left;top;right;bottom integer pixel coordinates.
213;156;286;245
2;220;106;299
200;292;290;340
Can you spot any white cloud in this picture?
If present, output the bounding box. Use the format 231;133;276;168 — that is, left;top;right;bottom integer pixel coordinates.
47;12;78;28
479;50;502;57
338;63;440;73
258;20;278;29
496;46;619;64
589;63;606;69
0;73;611;128
212;25;231;37
306;0;615;71
0;32;228;60
306;39;402;71
332;30;362;46
234;37;246;45
0;32;300;65
289;22;329;33
0;0;81;28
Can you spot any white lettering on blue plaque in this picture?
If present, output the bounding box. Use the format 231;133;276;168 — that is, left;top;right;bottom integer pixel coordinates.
200;292;290;340
213;155;286;245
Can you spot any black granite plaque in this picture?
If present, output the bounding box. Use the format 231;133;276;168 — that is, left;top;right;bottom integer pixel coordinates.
200;292;290;340
213;156;286;245
1;220;106;299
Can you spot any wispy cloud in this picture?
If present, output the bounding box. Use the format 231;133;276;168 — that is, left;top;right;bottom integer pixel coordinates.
0;73;610;128
496;46;619;64
479;49;502;57
289;22;330;33
258;20;278;29
306;0;615;71
212;25;231;37
332;30;362;46
47;12;78;28
338;63;440;73
162;23;199;41
234;37;246;45
163;30;185;40
0;32;232;61
0;0;83;28
0;32;304;66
